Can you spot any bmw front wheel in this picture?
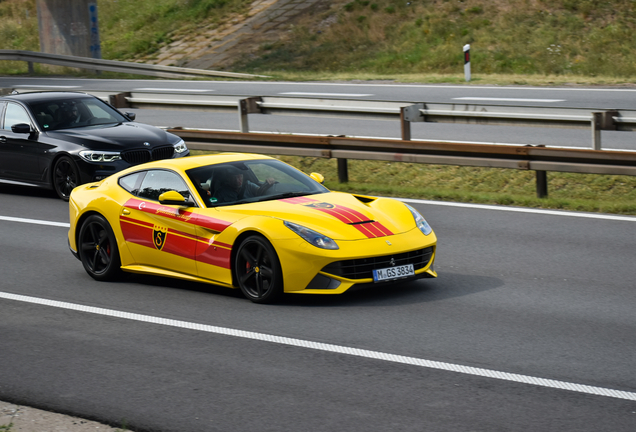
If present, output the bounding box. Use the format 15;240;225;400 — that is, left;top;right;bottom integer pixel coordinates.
78;215;121;281
53;155;80;201
235;235;283;304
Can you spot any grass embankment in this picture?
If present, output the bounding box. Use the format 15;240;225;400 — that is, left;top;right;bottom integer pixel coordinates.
237;0;636;79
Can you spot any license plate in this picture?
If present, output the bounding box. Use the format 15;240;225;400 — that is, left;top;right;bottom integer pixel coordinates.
372;264;415;282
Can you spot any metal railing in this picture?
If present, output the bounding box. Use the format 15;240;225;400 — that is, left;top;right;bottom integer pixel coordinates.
5;86;636;197
102;91;636;150
169;128;636;198
0;50;266;79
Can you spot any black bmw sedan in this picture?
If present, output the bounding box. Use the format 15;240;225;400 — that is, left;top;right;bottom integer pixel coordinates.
0;91;189;200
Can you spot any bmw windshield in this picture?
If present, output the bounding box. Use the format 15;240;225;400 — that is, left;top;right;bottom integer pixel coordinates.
28;97;129;131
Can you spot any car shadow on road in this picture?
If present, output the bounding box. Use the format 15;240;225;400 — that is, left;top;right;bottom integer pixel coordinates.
279;272;504;308
115;271;503;307
0;183;58;200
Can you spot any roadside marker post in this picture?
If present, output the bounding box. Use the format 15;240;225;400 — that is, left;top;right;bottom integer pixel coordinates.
463;44;471;82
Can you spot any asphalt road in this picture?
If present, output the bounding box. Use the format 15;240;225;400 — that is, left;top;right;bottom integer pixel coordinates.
1;182;635;431
2;77;636;150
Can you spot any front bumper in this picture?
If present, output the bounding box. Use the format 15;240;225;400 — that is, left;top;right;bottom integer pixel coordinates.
275;228;437;294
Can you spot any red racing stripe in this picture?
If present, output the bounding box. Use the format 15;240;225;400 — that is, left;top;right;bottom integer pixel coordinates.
123;198;231;233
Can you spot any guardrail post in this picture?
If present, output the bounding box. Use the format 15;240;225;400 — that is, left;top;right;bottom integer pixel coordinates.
338;158;349;183
536;171;548;198
109;92;131;109
400;104;425;141
238;97;262;133
27;62;34;74
592;112;602;150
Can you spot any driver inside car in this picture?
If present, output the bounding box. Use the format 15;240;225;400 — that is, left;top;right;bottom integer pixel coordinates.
214;166;276;203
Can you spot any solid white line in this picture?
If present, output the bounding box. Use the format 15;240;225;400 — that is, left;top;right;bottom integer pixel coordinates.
1;291;635;401
13;85;80;88
398;198;636;222
279;92;374;97
134;88;213;92
453;97;565;103
0;215;70;228
8;78;636;92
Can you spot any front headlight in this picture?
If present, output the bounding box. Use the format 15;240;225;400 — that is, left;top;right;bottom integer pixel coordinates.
79;150;121;163
405;204;433;236
173;139;188;154
284;221;339;250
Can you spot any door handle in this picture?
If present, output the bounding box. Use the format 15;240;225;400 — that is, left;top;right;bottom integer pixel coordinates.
0;136;6;143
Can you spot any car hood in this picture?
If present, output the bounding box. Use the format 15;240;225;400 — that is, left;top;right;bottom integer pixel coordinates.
217;192;418;240
45;122;175;150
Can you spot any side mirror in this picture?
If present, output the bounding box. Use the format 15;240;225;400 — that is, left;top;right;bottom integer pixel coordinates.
11;123;32;134
310;172;325;184
125;112;136;121
158;190;194;207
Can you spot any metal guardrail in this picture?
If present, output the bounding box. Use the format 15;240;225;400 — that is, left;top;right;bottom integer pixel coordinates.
5;87;636;197
169;128;636;198
0;50;266;79
103;91;636;150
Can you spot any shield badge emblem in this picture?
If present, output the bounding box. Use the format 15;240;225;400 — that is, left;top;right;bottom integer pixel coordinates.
153;227;167;250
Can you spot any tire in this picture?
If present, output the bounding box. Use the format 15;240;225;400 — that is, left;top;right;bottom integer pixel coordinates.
53;155;80;201
234;235;283;304
78;214;121;281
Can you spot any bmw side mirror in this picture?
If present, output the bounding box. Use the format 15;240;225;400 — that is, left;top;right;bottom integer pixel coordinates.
158;190;194;207
125;112;136;121
11;123;32;134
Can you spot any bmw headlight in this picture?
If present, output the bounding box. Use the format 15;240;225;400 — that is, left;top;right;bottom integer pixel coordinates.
173;139;188;154
79;150;121;163
405;204;433;236
284;221;339;250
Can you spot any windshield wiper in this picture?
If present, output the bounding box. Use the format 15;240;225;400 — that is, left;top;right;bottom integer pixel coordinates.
259;191;314;202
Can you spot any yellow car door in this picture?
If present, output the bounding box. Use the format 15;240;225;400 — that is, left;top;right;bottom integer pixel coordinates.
119;169;199;277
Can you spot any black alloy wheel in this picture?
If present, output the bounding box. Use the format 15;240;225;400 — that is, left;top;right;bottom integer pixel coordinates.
53;155;79;201
78;214;121;281
235;235;283;303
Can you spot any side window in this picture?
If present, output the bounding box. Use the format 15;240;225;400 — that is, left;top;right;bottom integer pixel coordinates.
118;171;146;195
4;103;32;130
137;170;192;202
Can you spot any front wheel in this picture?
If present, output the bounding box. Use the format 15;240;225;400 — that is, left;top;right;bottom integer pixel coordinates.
78;214;121;281
234;235;283;304
53;155;80;201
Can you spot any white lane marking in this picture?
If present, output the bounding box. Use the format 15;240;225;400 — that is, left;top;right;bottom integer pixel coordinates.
279;92;374;97
134;88;213;92
7;78;636;92
1;291;635;401
13;85;80;88
1;195;634;230
397;198;636;222
453;97;565;103
0;215;69;228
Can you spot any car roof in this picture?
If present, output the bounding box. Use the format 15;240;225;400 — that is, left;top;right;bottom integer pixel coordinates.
0;91;95;103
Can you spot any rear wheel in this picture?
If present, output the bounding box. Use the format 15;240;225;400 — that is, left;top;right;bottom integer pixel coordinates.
53;155;79;201
234;235;283;304
78;214;121;281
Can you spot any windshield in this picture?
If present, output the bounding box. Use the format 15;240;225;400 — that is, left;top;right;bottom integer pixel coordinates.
186;159;329;208
28;97;129;131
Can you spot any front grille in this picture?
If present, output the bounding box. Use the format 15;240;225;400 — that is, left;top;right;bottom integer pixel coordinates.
152;145;175;161
121;145;175;165
121;149;151;165
322;246;434;280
